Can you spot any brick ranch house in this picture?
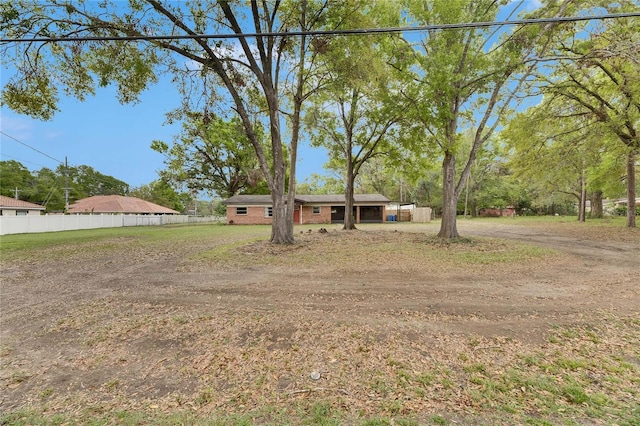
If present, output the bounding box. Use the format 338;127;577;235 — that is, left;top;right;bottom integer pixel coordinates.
223;194;390;225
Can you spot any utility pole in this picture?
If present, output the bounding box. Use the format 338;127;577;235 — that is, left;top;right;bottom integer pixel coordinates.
65;156;69;212
14;187;21;200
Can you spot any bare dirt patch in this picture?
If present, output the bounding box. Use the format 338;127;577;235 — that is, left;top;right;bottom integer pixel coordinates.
1;220;639;423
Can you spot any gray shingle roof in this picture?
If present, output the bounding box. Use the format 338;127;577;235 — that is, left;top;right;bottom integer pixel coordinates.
222;194;277;205
223;194;390;205
297;194;390;204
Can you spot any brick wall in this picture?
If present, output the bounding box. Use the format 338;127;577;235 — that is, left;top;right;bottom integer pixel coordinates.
300;205;331;224
226;204;386;224
226;205;272;225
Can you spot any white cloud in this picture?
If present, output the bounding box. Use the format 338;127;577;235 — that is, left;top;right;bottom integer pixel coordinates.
0;113;34;140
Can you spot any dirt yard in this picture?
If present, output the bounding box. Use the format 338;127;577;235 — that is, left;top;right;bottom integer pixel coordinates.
1;219;639;423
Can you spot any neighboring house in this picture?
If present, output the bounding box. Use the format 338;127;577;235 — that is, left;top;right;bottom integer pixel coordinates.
67;195;179;215
0;195;46;216
223;194;390;225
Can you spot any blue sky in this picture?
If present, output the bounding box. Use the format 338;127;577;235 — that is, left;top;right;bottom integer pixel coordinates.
0;1;540;194
0;73;328;191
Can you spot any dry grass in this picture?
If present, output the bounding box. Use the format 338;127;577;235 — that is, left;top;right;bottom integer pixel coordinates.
6;300;639;424
1;219;639;425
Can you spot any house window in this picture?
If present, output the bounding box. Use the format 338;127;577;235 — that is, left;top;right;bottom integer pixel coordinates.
312;206;321;214
264;207;273;217
16;210;28;216
236;207;247;215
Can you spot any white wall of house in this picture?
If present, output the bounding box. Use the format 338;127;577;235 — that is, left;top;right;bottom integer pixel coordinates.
0;208;43;216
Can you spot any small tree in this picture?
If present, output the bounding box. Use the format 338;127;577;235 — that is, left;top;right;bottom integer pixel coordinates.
307;86;400;229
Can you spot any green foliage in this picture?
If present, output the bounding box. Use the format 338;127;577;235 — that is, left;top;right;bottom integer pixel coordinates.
152;113;266;199
614;205;640;217
397;0;562;236
0;160;128;212
1;0;353;243
501;2;639;221
212;200;227;217
2;72;60;120
296;173;345;195
2;1;637;235
303;1;405;228
128;179;188;212
1;2;160;120
0;160;34;198
64;164;129;199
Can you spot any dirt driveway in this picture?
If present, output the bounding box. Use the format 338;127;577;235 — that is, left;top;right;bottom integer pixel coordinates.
1;219;639;421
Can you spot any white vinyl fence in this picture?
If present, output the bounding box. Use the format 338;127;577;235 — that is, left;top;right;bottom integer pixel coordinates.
0;214;222;236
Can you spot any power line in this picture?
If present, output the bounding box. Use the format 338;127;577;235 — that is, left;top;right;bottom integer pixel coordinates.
0;131;64;164
1;12;639;43
0;153;49;169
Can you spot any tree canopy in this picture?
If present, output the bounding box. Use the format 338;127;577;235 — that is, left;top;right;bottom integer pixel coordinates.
151;113;268;199
2;0;638;236
0;160;130;212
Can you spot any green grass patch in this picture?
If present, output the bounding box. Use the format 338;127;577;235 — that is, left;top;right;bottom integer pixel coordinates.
0;223;271;263
0;407;421;426
487;215;629;228
1;222;558;271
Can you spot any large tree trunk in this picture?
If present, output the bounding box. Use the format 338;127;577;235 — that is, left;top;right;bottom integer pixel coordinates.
626;151;637;228
270;181;294;244
344;157;357;230
268;111;294;244
438;152;460;238
590;191;603;219
343;184;356;230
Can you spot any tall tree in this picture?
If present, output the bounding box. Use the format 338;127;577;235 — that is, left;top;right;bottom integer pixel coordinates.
0;160;34;199
0;160;129;211
534;0;640;227
64;164;129;199
503;89;633;221
400;0;570;238
458;140;521;218
356;157;406;201
30;167;65;211
1;0;338;243
304;3;402;230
